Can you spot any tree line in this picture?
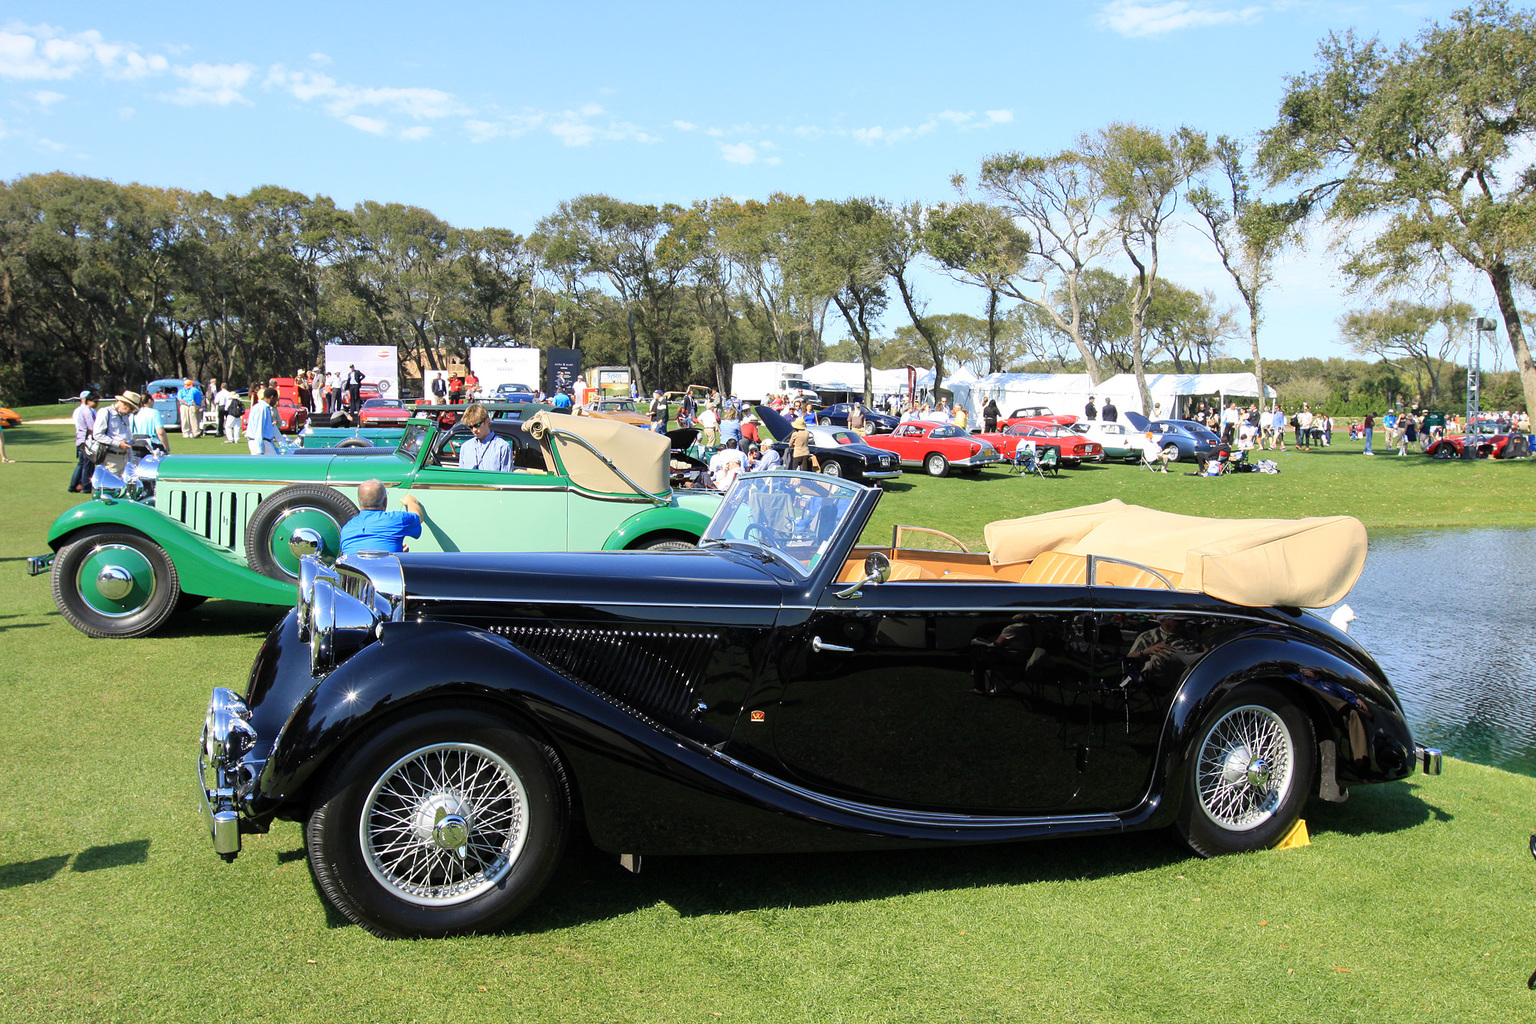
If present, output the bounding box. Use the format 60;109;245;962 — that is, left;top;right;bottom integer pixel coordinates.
1;2;1531;415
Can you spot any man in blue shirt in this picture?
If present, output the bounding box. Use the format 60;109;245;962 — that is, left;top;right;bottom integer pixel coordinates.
552;390;573;411
177;378;203;437
340;479;423;555
457;403;514;471
245;387;281;455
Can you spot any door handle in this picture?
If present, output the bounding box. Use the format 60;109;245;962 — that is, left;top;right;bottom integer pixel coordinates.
811;636;853;653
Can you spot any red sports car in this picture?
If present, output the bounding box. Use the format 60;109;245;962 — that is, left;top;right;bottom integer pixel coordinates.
864;420;1002;477
358;398;410;427
1423;429;1529;459
998;405;1078;430
978;423;1104;466
241;398;310;434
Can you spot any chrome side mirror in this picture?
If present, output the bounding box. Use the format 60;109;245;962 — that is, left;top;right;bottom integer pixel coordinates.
835;551;891;600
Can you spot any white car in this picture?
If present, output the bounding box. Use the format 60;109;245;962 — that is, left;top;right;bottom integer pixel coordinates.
1072;419;1163;463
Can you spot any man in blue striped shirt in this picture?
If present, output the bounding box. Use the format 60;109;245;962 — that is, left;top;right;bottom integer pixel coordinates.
457;403;514;472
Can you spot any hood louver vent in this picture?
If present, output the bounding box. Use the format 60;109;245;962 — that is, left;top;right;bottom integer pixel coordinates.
492;625;718;720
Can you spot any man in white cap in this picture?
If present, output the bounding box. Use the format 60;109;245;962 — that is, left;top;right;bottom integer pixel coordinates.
92;390;142;475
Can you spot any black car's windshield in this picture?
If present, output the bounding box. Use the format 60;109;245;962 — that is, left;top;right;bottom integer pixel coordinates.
703;472;861;576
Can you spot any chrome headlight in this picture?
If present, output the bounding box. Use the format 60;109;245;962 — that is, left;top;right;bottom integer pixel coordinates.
309;575;381;676
203;687;256;768
295;556;338;642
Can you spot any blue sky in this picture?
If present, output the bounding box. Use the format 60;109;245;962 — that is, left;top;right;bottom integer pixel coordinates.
2;1;1498;366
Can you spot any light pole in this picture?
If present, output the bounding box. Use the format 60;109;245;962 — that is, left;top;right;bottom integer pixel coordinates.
1467;317;1496;459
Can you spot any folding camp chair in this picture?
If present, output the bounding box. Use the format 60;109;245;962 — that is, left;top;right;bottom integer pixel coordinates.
1036;445;1060;477
1008;440;1044;478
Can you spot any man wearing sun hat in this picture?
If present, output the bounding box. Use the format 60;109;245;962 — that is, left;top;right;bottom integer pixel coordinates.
92;390;141;475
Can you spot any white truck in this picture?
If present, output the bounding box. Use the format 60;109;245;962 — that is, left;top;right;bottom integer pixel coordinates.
730;361;821;404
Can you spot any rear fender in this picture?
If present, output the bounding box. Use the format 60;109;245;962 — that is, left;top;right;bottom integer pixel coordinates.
1130;634;1416;827
602;504;713;550
47;500;294;605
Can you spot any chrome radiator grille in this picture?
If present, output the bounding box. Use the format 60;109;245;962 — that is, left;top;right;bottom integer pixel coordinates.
490;625;718;720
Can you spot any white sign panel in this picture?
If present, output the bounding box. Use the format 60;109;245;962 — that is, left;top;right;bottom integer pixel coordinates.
470;347;540;392
325;345;398;395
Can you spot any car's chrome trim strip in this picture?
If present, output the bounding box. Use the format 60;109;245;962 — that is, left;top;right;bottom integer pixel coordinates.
407;482;574;493
709;749;1120;829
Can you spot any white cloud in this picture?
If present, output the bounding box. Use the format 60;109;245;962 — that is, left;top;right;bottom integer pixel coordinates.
344;114;387;135
986;109;1014;123
166;62;255;106
31;89;64;107
308;52;331;65
1097;1;1264;37
466;103;658;147
720;141;758;165
0;25;170;80
673;119;696;131
266;65;459;120
399;124;431;141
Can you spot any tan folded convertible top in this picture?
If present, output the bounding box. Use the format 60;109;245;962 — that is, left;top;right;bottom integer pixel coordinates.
984;499;1367;608
523;411;670;496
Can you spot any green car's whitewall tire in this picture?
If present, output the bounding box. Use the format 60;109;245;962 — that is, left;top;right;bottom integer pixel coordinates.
51;528;182;639
244;484;358;581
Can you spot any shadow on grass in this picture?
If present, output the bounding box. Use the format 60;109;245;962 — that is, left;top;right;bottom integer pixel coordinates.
1;839;150;888
290;777;1443;934
155;600;286;640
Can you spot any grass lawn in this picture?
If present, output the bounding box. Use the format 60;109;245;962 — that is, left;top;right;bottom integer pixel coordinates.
1;416;1534;1022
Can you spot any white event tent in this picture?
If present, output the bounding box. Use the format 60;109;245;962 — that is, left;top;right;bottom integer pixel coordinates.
959;371;1275;423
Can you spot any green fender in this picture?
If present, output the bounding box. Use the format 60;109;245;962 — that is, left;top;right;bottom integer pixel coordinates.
46;500;296;606
601;504;714;550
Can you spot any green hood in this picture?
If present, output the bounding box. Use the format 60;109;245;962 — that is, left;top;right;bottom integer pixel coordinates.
157;450;413;486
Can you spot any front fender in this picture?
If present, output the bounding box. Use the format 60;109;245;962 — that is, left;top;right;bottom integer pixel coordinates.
47;499;295;605
256;621;703;817
602;503;714;549
1133;633;1417;827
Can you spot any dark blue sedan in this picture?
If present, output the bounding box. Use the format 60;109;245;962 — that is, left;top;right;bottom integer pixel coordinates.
817;402;898;434
1146;419;1227;462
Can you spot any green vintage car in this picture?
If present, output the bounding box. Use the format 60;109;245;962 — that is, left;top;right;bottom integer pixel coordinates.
29;411;722;638
296;402;549;449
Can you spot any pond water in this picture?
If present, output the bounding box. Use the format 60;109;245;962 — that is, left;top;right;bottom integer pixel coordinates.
1333;527;1536;777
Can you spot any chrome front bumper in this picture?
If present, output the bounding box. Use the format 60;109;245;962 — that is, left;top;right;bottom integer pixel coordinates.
26;552;53;576
199;687;258;861
862;468;902;481
1415;743;1443;776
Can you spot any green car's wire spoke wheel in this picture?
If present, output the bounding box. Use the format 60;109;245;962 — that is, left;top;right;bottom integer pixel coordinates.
244;484;358;580
51;528;181;639
1177;684;1314;858
306;709;569;938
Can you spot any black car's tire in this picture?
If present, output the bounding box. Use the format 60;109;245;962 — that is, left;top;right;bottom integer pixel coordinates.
244;484;358;581
51;528;181;639
1162;443;1181;461
820;459;844;478
1177;685;1314;858
636;537;695;551
925;453;949;477
305;708;570;939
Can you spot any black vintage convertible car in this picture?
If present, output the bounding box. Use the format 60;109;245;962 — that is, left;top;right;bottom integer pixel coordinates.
200;478;1441;938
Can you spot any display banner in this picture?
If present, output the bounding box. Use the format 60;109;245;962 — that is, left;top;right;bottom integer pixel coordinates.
547;348;580;396
325;345;398;395
469;346;540;393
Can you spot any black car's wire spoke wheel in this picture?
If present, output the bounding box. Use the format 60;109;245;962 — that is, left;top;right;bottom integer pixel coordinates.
51;528;181;638
306;709;568;938
1177;685;1314;857
244;484;358;580
360;743;527;905
820;459;844;478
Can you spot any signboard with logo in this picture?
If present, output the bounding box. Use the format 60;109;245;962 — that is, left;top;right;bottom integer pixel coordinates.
469;346;540;394
324;345;398;395
547;348;580;396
